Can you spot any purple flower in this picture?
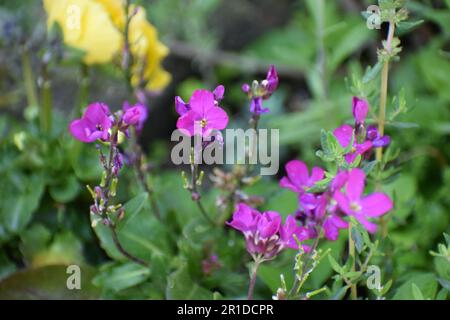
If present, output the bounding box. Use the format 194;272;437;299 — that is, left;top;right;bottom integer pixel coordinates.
213;85;225;103
69;102;112;143
333;168;393;233
176;89;229;137
175;96;190;116
279;160;325;194
243;65;279;115
296;193;348;241
228;203;308;260
333;124;372;164
262;64;279;98
242;83;250;94
352;97;368;126
122;102;148;131
367;125;391;148
250;96;269;115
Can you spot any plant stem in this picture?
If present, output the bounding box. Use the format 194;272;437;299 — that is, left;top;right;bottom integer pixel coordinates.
99;129;149;267
78;63;89;115
348;222;357;300
21;49;39;115
376;21;396;237
190;163;215;227
247;258;261;300
110;224;149;266
289;234;321;298
40;64;52;134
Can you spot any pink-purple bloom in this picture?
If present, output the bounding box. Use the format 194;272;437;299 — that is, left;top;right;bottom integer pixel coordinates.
367;125;391;148
243;65;279;115
69;102;112;143
228;203;309;259
352;97;368;126
333;168;393;233
333;124;373;164
296;193;348;241
279;160;325;194
122;102;148;131
176;88;229;137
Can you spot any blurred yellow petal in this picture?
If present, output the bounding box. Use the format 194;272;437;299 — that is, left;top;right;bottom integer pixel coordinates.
43;0;122;64
94;0;126;28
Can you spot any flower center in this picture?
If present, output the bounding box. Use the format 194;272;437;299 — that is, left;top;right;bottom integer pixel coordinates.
350;201;361;212
96;124;103;131
200;118;207;128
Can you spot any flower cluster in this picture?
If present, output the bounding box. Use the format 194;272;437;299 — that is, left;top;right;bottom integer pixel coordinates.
43;0;171;91
242;65;279;115
333;97;390;164
276;97;394;243
228;204;309;261
69;101;147;143
228;95;394;264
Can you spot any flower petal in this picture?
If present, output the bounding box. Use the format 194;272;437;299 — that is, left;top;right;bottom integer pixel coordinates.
284;160;309;190
189;89;215;116
333;124;353;149
346;168;366;201
360;192;393;217
334;191;353;216
205;106;229;131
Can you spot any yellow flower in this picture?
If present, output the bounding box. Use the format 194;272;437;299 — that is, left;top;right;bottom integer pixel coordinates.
43;0;122;65
128;7;171;91
95;0;171;91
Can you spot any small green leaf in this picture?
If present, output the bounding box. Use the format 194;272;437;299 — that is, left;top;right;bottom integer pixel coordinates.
363;61;383;83
328;255;343;274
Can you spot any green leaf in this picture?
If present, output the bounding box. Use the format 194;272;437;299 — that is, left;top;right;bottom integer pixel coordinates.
166;263;212;300
411;283;425;300
92;193;172;263
258;264;294;293
351;227;364;254
328;254;343;275
93;262;151;293
0;172;45;242
393;273;438;300
49;174;80;203
363;61;383;83
437;278;450;292
396;20;424;33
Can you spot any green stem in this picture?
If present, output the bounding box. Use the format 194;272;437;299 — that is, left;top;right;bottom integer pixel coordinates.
376;21;396;238
21;50;39;113
40;64;52;134
78;64;89;115
247;258;262;300
348;222;357;300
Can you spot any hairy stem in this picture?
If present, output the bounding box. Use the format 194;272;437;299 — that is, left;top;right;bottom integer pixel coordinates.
377;21;396;238
289;233;322;298
190;163;215;226
348;223;357;300
247;258;261;300
100;129;149;267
